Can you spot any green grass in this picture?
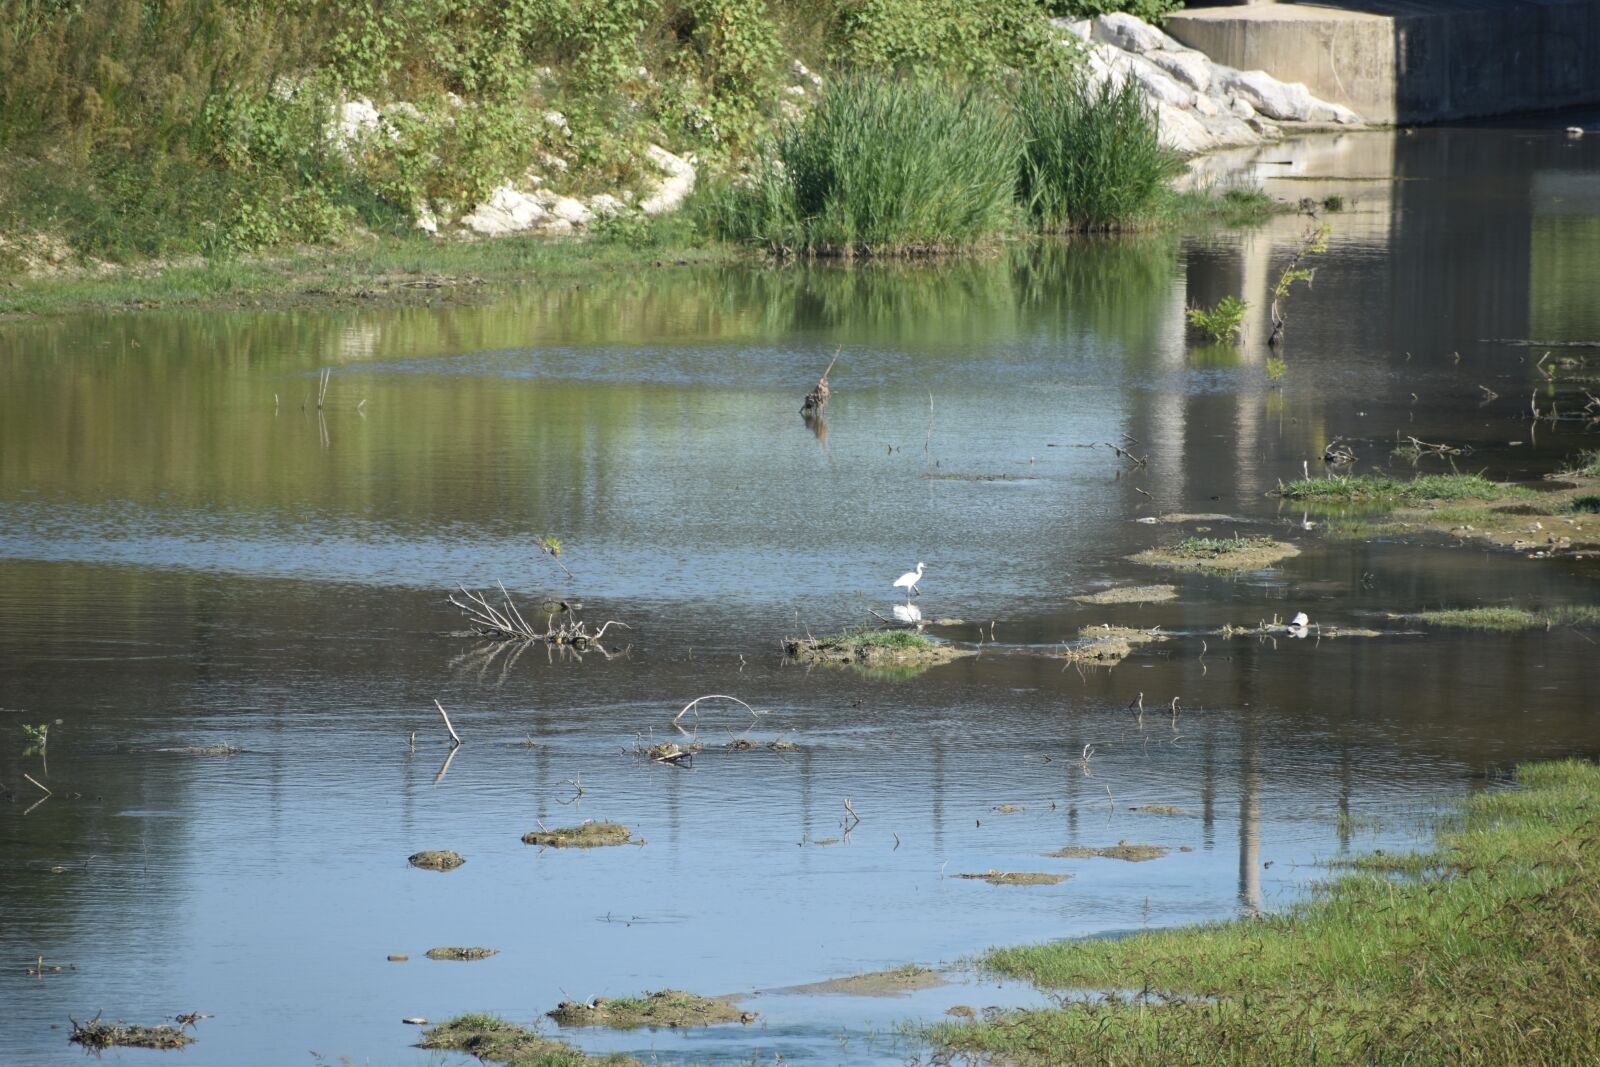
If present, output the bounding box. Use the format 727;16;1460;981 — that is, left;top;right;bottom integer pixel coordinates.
1162;186;1285;228
1013;73;1184;233
1571;494;1600;514
1564;450;1600;478
421;1013;639;1065
1416;605;1600;630
932;758;1600;1066
830;626;934;650
0;233;746;318
704;74;1021;256
1168;536;1272;557
1279;473;1530;504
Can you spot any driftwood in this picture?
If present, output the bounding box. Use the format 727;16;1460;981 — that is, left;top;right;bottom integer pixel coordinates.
801;351;839;416
449;583;626;649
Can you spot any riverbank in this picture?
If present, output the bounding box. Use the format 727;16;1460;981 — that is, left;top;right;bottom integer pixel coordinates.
0;184;1280;320
933;758;1600;1065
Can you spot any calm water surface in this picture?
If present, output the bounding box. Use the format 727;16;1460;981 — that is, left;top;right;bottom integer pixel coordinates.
3;122;1599;1066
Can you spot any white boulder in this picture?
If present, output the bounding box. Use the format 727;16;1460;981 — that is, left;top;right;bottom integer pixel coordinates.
586;193;626;218
1127;53;1195;109
1146;48;1213;94
462;185;548;235
537;190;594;226
1092;13;1179;54
639;145;696;216
1218;68;1318;123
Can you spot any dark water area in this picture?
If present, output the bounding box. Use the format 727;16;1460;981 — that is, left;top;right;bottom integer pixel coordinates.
3;123;1598;1065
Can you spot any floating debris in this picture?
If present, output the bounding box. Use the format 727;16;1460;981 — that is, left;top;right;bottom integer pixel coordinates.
408;850;465;871
1049;841;1169;862
1129;805;1186;816
955;871;1069;886
522;822;638;848
69;1016;194;1050
426;947;498;961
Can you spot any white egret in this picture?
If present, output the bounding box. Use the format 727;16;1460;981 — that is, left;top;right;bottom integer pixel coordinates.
893;562;925;600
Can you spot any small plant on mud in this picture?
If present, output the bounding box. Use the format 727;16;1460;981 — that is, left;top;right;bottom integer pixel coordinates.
1186;296;1247;343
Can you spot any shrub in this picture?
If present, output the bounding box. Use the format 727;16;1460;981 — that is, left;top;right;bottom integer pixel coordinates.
1013;73;1183;232
1049;0;1184;24
830;0;1069;79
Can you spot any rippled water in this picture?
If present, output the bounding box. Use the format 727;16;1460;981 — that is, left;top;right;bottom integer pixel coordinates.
3;122;1598;1066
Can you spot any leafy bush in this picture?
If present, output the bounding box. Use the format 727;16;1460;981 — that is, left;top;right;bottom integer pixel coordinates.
705;74;1022;255
1049;0;1184;24
1013;73;1183;232
1186;296;1247;343
830;0;1069;78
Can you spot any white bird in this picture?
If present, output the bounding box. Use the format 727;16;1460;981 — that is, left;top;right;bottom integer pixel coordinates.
893;562;925;600
1291;612;1310;627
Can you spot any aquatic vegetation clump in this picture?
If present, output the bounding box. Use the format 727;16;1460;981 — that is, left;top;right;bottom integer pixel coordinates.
1185;296;1248;343
1416;605;1600;630
1130;536;1299;571
69;1017;194;1050
422;1014;640;1064
1279;473;1527;503
522;822;637;848
935;759;1600;1065
549;989;754;1028
1013;74;1184;233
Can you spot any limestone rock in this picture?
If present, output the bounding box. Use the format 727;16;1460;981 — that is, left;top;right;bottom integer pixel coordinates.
1092;12;1179;54
1051;17;1092;41
1218;67;1318;122
1146;48;1213;94
586;193;625;218
537;190;593;226
639;145;696;216
1127;53;1195;109
462;185;548;235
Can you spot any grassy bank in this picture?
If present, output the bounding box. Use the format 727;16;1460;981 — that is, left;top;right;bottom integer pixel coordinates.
933;758;1600;1065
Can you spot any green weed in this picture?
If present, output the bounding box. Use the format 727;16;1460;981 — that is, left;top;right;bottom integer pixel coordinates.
1185;295;1248;343
1279;473;1529;504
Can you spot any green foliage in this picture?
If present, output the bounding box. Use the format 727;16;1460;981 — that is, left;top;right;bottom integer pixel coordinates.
829;626;934;649
705;74;1022;255
1048;0;1184;24
1185;295;1247;343
1564;450;1600;478
936;758;1600;1066
830;0;1068;79
1013;73;1182;232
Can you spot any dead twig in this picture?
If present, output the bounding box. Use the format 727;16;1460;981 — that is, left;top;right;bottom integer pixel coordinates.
674;694;762;726
433;700;463;747
801;349;840;416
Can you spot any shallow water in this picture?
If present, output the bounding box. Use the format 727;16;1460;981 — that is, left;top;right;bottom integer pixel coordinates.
3;121;1599;1066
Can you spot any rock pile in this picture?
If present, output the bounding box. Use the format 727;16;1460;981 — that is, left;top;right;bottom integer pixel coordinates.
1060;14;1361;155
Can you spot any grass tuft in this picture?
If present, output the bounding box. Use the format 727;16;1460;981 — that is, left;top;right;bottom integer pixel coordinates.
1279;473;1529;504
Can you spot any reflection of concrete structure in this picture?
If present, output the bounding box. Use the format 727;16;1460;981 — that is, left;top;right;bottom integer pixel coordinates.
1168;1;1600;124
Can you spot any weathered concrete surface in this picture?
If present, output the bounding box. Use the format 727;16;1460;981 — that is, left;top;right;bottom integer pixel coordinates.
1167;0;1600;125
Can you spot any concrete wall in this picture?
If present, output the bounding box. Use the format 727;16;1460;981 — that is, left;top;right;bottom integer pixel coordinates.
1167;0;1600;125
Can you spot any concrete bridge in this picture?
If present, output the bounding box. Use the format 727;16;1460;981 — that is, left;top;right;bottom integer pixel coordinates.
1165;0;1600;124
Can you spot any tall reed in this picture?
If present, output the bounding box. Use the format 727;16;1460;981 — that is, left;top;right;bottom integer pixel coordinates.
1013;72;1183;232
706;74;1022;256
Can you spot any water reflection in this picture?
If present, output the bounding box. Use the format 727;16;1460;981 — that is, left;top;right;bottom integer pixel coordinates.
2;123;1599;1066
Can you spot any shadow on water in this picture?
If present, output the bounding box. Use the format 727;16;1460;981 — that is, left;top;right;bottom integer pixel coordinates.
2;122;1599;1065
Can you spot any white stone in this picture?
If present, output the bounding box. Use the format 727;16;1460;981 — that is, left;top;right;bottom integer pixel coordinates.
784;84;807;98
461;184;548;235
1229;94;1260;121
1155;101;1214;154
414;204;438;234
333;98;382;145
1192;93;1221;118
384;101;423;124
790;60;823;89
1146;48;1212;94
536;190;594;226
1084;43;1130;92
1219;68;1316;123
1050;17;1092;41
639;144;696;216
1127;53;1194;109
586;194;626;218
1092;13;1179;54
544;110;569;131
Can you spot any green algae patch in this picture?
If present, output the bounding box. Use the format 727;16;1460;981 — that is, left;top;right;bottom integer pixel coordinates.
1279;472;1530;504
785;627;972;668
426;946;498;961
1071;584;1178;605
1131;536;1299;571
1412;604;1600;630
548;990;754;1029
933;759;1600;1066
956;871;1069;886
1056;625;1169;665
421;1014;640;1065
522;822;638;848
1050;841;1169;862
408;849;465;871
